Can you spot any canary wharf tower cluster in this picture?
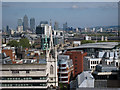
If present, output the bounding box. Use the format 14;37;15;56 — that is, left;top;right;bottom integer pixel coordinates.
1;2;120;90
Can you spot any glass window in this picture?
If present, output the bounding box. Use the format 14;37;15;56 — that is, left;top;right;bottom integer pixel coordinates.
50;65;54;74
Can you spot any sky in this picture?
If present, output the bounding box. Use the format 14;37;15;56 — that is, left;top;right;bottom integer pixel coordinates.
2;0;120;2
2;2;118;29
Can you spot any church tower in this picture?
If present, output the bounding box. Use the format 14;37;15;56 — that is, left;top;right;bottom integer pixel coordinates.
46;24;58;88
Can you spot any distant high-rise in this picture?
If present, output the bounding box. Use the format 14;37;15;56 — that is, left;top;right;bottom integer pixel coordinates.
6;25;10;34
54;21;59;30
6;25;9;32
40;21;48;26
17;19;22;26
30;18;35;32
23;15;28;31
63;22;68;31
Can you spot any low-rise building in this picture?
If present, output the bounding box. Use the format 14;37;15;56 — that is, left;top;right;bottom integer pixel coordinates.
70;71;94;89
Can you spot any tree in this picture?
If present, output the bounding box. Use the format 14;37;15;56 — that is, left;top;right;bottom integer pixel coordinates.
7;40;19;47
81;40;95;44
19;38;31;48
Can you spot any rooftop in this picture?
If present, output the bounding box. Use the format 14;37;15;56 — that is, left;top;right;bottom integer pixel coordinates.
67;42;119;50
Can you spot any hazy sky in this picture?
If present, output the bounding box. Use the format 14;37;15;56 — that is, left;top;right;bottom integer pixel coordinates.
2;2;118;29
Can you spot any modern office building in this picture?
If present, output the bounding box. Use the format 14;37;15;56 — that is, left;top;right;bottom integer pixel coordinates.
18;19;23;26
92;64;120;88
58;55;74;84
64;51;87;77
84;50;120;71
40;21;48;26
54;21;59;30
36;24;52;37
1;59;58;90
23;15;29;31
30;18;35;32
63;22;68;31
84;57;102;71
17;26;23;33
66;42;119;57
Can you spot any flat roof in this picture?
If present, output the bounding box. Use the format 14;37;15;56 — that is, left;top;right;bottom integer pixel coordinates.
67;42;118;50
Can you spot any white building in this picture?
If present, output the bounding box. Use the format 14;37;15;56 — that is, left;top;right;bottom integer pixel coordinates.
70;71;94;88
84;57;102;71
85;36;91;40
17;26;23;33
84;50;120;71
40;24;52;37
100;28;103;32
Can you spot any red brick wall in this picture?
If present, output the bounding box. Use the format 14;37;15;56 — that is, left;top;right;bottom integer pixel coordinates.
2;49;15;63
65;51;87;77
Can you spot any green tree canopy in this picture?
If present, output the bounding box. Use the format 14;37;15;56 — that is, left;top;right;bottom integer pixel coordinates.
81;40;95;44
19;38;31;48
7;38;31;48
7;40;19;47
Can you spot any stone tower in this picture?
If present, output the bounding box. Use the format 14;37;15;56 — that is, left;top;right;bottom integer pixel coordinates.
46;25;58;88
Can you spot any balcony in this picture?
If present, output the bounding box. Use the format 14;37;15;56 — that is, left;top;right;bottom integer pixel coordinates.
59;67;67;69
58;71;68;74
59;76;68;78
59;81;68;83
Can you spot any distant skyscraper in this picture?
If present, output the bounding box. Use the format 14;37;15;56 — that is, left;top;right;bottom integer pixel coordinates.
6;25;10;34
40;21;48;26
30;18;35;32
23;15;28;31
17;19;22;26
6;25;9;31
63;22;68;31
54;21;59;30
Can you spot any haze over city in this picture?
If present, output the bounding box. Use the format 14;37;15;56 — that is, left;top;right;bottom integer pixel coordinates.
2;2;118;29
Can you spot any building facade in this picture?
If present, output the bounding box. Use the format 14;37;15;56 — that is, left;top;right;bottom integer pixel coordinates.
23;15;28;31
64;51;87;77
30;18;35;32
58;55;74;84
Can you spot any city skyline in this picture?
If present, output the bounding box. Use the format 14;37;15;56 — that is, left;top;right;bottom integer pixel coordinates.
2;2;118;29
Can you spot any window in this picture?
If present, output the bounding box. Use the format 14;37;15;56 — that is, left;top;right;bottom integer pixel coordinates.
75;57;77;59
62;64;66;67
26;70;30;74
91;61;93;64
50;78;53;80
12;70;19;74
50;65;53;74
91;66;93;69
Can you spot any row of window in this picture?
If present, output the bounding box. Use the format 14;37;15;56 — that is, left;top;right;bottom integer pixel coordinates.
1;83;47;87
91;61;100;64
59;64;66;67
1;69;45;71
91;66;96;69
12;70;30;74
1;77;47;80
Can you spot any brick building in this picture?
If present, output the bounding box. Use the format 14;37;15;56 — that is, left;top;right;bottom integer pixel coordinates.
64;51;87;77
2;47;16;63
